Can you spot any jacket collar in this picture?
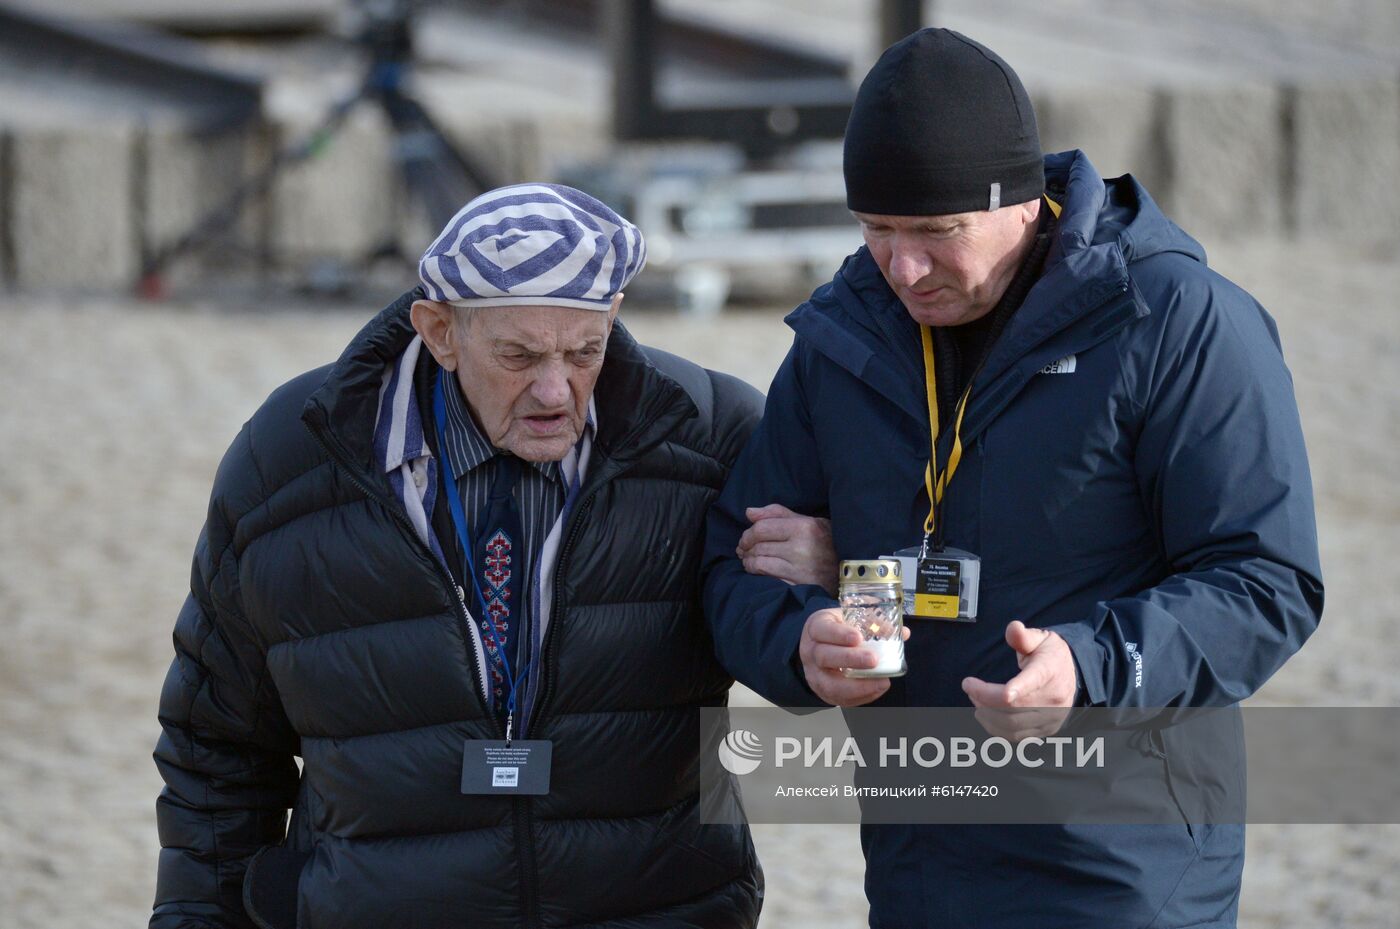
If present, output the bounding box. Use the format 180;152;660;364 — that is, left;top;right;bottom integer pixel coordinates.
586;323;697;486
303;289;421;490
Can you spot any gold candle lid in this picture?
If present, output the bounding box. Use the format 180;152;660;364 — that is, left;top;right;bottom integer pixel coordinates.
839;559;902;587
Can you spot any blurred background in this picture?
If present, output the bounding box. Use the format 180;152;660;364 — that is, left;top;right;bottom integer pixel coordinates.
0;0;1397;925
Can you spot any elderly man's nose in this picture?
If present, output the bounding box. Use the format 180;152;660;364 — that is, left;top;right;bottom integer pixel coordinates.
532;363;571;407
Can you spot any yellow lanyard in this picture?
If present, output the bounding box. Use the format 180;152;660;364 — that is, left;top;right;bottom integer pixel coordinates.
919;194;1061;541
921;324;971;539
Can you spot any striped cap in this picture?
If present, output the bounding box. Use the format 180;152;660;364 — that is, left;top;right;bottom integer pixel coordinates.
418;183;647;311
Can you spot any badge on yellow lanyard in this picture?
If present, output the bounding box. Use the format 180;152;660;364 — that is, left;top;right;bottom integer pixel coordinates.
883;324;982;622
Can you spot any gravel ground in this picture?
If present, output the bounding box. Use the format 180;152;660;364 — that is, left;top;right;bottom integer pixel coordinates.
0;234;1396;926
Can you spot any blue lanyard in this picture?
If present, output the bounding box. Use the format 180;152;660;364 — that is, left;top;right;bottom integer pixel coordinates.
433;369;529;734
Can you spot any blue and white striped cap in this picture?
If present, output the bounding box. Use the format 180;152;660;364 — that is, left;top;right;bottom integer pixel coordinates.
418;183;646;311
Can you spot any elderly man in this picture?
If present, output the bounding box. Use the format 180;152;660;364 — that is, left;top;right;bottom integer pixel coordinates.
703;29;1322;929
151;184;766;928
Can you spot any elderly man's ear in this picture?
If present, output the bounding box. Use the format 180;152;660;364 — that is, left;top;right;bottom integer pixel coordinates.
608;292;623;330
411;299;461;371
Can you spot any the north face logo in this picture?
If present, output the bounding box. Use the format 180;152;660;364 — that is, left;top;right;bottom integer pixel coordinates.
1040;354;1077;375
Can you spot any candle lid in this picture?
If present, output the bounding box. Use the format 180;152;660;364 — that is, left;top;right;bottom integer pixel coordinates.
839;559;902;588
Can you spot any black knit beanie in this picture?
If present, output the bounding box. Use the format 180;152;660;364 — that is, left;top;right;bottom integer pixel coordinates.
844;28;1044;215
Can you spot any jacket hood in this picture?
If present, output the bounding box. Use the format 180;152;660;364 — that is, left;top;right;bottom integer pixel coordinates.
1044;149;1205;268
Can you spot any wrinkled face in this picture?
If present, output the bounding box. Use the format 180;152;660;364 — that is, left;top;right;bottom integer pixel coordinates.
855;199;1040;327
430;302;615;462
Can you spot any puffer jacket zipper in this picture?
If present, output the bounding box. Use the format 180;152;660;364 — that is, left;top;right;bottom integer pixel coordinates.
514;494;598;926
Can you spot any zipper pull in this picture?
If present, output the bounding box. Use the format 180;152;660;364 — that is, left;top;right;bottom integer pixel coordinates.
505;713;514;746
455;585;467;604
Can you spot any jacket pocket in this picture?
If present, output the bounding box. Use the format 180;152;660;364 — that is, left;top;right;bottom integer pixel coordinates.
242;844;312;929
1147;728;1200;847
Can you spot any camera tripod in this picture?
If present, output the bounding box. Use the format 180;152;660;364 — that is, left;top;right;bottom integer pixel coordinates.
138;0;498;298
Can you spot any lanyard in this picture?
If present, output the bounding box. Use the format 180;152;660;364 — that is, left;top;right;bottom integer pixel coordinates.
920;325;972;553
433;369;529;737
919;194;1060;553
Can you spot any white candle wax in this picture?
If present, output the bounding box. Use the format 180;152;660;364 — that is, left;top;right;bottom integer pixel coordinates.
861;638;905;674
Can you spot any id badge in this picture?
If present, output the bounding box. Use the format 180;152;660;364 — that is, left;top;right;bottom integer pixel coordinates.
461;740;552;795
885;545;981;622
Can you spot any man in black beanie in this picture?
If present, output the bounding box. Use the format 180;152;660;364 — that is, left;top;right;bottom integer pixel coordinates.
704;27;1321;929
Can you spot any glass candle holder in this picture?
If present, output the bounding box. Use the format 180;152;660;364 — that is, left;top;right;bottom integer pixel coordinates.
838;559;906;678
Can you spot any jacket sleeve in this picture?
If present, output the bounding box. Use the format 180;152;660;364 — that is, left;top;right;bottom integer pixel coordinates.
702;344;838;708
1048;270;1324;708
151;425;300;929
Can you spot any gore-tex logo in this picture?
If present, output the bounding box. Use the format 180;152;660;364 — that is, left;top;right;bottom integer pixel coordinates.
1124;641;1144;688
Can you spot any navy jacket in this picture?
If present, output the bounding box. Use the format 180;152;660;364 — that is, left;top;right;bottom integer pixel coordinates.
702;152;1323;928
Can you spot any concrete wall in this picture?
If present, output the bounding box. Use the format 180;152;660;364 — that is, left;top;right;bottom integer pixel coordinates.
1161;83;1287;240
267;107;399;265
139;121;268;289
1;71;1397;294
1033;83;1167;192
1292;77;1400;242
1031;72;1400;247
0;131;11;288
9;124;140;292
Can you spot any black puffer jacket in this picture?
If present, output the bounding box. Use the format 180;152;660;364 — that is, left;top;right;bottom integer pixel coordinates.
152;292;765;929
